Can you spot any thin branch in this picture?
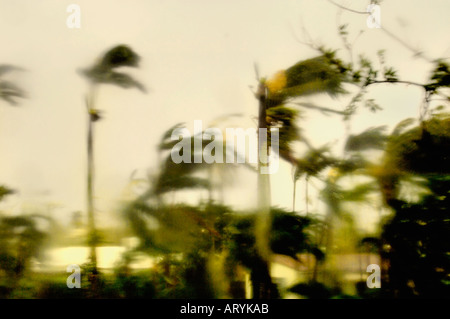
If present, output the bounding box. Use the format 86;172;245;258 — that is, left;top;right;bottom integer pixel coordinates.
367;79;426;88
327;0;369;15
254;63;261;81
364;80;449;100
380;27;432;62
295;102;347;115
327;0;433;62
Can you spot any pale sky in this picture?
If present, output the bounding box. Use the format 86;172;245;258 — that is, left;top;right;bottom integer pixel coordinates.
0;0;448;232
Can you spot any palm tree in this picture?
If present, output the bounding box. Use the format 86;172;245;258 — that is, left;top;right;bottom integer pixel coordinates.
252;55;347;297
79;45;146;278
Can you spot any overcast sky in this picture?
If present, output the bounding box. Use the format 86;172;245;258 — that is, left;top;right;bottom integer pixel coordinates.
0;0;448;232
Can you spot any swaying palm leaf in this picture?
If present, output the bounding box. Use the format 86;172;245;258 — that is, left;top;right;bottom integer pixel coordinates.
265;56;347;106
81;45;146;93
266;105;300;164
339;182;378;202
158;122;186;151
99;45;140;69
0;65;26;106
0;65;24;76
154;123;256;196
0;185;15;201
386;117;450;175
295;146;337;180
391;118;416;137
262;55;349;164
344;126;388;152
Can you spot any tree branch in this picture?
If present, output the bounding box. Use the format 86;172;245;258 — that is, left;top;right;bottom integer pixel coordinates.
327;0;369;15
295;102;347;115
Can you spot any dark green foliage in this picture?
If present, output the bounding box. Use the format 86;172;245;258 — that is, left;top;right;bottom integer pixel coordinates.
99;45;140;69
336;154;367;174
0;215;47;279
426;61;450;93
228;208;321;268
382;175;450;298
386;117;450;175
114;273;156;299
282;56;347;98
377;116;450;298
125;202;228;254
38;281;87;299
289;282;333;299
269;208;315;259
266;105;300;164
265;54;349;107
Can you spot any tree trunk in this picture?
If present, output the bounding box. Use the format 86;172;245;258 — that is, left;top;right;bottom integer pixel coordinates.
87;115;98;271
250;259;279;299
292;178;297;213
305;176;309;215
86;88;100;297
254;81;277;298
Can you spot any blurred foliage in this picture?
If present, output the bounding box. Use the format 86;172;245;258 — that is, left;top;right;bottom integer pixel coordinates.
382;175;450;298
345;126;387;152
153;122;253;196
0;185;15;201
0;214;49;297
125;192;323;298
81;45;146;93
0;64;27;106
289;282;335;299
376;116;450;205
263;53;350;164
295;146;337;180
1;12;449;299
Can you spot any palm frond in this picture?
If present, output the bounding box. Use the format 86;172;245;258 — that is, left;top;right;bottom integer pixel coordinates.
391;118;416;136
155;174;210;195
266;56;348;104
340;182;378;202
345;126;387;152
82;69;146;93
158;122;186;150
99;45;140;69
266;105;300;164
295;146;336;180
0;65;25;76
81;44;146;92
0;185;15;202
295;102;347;116
0;80;27;106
